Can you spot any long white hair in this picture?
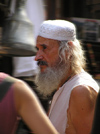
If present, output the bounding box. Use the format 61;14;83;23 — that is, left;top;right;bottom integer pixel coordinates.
58;39;87;74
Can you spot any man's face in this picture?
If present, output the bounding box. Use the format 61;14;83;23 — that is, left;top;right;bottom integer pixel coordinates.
35;36;70;97
35;36;60;72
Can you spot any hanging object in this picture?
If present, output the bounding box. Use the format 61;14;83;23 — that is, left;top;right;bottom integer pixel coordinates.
1;0;37;56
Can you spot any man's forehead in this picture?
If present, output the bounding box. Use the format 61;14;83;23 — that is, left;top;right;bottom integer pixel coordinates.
36;36;59;45
36;36;48;42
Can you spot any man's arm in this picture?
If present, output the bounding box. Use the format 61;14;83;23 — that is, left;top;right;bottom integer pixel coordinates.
66;85;97;134
13;79;59;134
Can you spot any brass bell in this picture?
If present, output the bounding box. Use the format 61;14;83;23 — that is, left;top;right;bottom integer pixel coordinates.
1;0;37;56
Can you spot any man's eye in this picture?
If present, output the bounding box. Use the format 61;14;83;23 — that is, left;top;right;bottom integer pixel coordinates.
43;45;47;50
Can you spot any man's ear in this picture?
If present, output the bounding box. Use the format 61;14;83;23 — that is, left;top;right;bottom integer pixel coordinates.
68;41;73;47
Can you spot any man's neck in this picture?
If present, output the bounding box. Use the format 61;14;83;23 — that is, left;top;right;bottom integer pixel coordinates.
58;70;74;89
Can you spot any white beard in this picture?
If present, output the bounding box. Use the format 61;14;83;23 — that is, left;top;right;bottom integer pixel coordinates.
35;60;70;98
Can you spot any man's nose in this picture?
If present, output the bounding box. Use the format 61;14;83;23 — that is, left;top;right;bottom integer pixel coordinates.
35;51;43;61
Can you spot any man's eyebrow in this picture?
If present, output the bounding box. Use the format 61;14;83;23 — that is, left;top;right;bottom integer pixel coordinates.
41;44;47;46
36;44;47;49
40;44;47;48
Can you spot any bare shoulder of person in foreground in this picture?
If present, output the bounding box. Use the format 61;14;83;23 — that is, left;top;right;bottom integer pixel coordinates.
66;85;98;134
13;78;59;134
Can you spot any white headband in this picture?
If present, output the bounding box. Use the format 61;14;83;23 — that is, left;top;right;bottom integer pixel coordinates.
38;20;76;41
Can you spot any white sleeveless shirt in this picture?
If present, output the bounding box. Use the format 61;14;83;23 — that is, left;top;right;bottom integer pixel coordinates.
48;70;99;134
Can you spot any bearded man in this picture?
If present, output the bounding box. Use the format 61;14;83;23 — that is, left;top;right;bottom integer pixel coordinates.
34;20;99;134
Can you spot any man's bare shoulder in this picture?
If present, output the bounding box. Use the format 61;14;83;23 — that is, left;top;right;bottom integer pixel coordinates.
71;85;97;98
69;85;98;114
71;85;92;101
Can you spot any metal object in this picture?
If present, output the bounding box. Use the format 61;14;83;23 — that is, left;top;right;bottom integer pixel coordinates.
1;0;37;56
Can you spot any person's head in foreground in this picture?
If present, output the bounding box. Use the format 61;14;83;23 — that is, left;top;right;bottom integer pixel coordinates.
35;19;86;97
